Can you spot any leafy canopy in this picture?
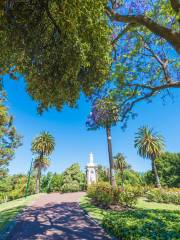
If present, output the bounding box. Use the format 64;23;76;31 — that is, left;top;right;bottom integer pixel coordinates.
0;0;111;112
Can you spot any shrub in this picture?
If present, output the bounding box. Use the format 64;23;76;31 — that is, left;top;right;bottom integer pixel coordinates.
103;209;180;240
119;185;142;207
87;182;114;207
146;188;180;205
87;182;140;208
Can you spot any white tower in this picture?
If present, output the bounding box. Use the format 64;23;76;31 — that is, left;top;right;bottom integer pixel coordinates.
86;152;97;185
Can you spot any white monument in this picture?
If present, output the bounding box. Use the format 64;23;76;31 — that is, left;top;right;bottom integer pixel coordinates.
86;152;97;185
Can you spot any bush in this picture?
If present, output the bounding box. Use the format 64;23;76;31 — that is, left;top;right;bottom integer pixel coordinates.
61;163;86;193
103;209;180;240
87;182;140;208
146;188;180;205
87;182;114;207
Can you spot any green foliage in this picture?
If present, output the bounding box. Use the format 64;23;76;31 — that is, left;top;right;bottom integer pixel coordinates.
0;91;22;175
87;182;114;207
156;152;180;187
61;163;86;193
102;209;180;240
135;126;165;160
135;126;165;187
0;174;36;203
1;0;111;111
97;165;109;182
146;189;180;205
87;182;140;208
41;172;63;193
144;152;180;187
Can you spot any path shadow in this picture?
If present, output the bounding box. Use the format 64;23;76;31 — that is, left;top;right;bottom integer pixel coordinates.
7;202;111;240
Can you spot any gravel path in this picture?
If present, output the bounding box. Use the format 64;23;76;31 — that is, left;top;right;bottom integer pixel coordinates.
7;192;112;240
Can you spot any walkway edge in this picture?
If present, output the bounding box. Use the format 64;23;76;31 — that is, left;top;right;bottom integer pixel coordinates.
78;202;117;240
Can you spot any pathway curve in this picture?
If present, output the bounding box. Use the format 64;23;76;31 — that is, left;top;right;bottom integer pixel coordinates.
7;192;112;240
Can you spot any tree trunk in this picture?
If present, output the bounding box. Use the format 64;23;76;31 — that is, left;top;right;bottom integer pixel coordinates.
152;159;161;188
36;167;41;194
106;127;116;187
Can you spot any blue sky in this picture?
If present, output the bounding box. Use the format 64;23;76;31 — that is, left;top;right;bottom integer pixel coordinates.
3;75;180;175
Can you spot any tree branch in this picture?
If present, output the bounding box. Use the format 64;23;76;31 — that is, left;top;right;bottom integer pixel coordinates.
127;82;180;91
112;23;136;46
170;0;180;13
106;6;180;53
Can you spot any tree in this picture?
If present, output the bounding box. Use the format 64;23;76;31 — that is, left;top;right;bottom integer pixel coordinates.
0;0;111;112
107;1;180;121
134;126;165;188
113;153;129;188
86;97;119;187
31;131;55;193
0;91;22;176
61;163;86;193
144;152;180;187
106;1;180;52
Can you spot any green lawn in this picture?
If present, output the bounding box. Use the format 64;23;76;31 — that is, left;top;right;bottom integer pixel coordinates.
0;194;43;232
136;197;180;211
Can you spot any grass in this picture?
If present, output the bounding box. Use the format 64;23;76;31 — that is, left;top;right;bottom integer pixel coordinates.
80;195;180;222
136;197;180;211
79;196;107;222
0;194;43;232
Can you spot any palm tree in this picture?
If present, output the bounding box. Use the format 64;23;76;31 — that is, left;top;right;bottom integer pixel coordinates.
113;153;128;188
31;132;55;193
135;126;165;188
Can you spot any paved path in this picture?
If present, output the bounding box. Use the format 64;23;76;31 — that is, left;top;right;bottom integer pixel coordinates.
7;192;112;240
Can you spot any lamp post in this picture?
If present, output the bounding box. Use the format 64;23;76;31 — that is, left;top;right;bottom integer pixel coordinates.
24;157;34;198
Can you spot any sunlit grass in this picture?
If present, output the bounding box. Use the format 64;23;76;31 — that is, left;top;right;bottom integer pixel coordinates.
136;197;180;211
0;194;43;231
80;195;180;223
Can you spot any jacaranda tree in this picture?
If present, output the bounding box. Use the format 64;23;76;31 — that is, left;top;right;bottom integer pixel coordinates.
86;97;119;187
108;0;180;120
135;126;165;188
31;131;55;193
0;90;22;176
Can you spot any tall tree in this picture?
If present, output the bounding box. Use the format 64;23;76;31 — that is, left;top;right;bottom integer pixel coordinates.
0;90;22;176
31;131;55;193
0;0;111;112
86;97;119;187
134;126;165;188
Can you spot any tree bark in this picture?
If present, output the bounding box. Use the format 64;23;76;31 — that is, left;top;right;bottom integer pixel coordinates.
152;159;161;188
36;167;41;194
106;126;116;187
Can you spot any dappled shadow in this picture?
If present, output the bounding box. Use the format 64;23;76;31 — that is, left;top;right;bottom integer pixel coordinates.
0;205;25;231
7;202;111;240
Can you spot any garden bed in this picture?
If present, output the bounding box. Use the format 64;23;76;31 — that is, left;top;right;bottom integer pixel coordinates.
80;196;180;240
